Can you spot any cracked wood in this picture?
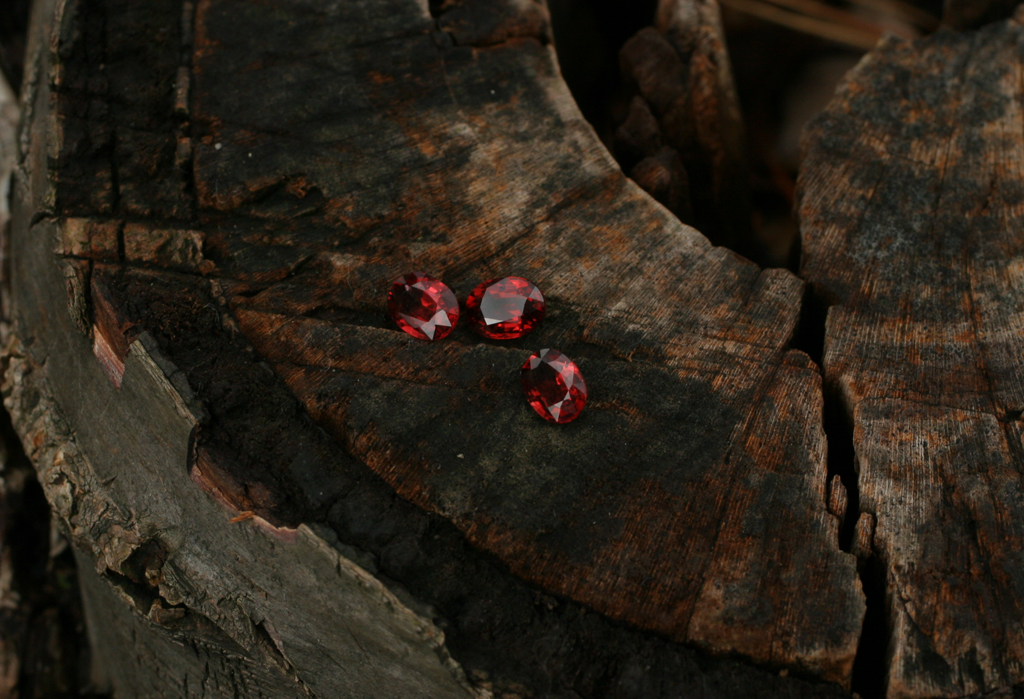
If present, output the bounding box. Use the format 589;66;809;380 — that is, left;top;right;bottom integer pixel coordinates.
10;0;865;694
800;11;1024;698
191;0;862;681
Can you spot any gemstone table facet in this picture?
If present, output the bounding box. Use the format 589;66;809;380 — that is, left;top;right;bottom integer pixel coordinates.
387;272;460;341
465;276;546;339
521;348;588;424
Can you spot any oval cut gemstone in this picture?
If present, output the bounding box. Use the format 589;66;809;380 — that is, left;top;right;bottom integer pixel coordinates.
465;277;546;339
387;272;459;341
521;349;588;424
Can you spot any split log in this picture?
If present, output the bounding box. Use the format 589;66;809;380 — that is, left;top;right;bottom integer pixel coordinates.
800;9;1024;697
5;0;868;695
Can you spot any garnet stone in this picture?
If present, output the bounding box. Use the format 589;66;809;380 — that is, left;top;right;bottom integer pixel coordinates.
387;272;459;341
465;276;546;339
521;349;588;424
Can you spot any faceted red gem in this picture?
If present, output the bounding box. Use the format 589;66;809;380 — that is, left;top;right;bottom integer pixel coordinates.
465;276;546;339
387;272;459;341
521;349;588;424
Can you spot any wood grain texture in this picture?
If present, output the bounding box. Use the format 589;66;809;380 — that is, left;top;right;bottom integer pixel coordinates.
189;0;861;681
8;0;866;693
800;12;1024;697
6;239;480;698
10;1;480;696
0;41;69;699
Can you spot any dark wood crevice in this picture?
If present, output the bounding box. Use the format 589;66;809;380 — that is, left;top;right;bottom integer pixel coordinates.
0;405;103;698
547;0;658;146
850;554;889;699
791;291;859;554
792;281;893;699
0;0;30;95
794;286;888;698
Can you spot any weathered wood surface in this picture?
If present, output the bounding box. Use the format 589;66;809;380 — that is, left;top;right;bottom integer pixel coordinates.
202;0;864;679
5;0;872;695
799;11;1024;697
11;1;480;697
200;0;862;682
6;328;475;699
0;45;15;344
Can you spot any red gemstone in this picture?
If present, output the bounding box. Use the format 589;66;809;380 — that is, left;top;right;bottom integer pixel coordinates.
521;349;588;424
387;272;459;341
465;277;546;339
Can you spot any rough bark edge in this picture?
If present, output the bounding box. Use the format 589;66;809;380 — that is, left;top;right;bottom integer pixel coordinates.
1;326;483;699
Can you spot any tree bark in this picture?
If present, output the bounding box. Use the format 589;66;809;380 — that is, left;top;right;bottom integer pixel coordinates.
0;44;109;699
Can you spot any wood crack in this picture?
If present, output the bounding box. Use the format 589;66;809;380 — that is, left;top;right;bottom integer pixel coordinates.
9;0;869;694
800;16;1024;697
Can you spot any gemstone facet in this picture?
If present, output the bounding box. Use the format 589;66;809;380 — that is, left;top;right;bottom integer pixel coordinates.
521;349;588;424
387;272;460;341
465;276;546;339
